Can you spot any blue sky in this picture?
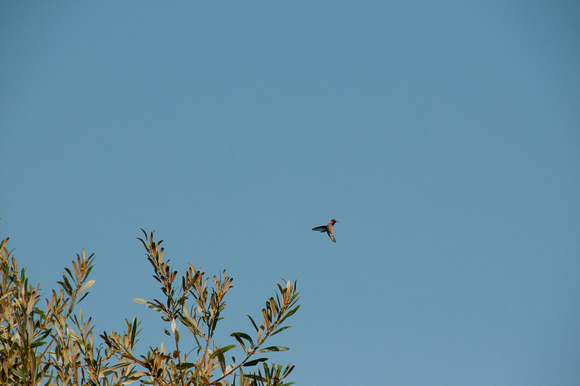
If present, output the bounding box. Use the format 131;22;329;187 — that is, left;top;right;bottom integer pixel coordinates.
1;1;579;384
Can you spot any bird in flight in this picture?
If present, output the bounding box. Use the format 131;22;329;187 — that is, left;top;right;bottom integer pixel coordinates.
312;219;339;243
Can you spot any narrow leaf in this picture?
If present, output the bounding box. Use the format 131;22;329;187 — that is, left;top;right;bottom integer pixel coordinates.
176;362;195;370
231;334;246;353
270;325;292;337
258;346;289;353
219;344;237;354
230;332;253;346
243;357;269;367
247;315;259;332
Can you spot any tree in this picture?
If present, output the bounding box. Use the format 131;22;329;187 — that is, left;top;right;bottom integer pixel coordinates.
0;229;300;385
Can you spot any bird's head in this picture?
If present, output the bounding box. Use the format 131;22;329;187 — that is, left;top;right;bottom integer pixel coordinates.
329;219;338;224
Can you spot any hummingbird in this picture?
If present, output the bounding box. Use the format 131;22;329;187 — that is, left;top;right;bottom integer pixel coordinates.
312;219;338;243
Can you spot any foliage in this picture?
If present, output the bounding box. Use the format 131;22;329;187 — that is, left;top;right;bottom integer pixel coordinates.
0;230;299;385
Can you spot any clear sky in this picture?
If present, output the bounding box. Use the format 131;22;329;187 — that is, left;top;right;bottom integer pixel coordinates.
1;1;579;384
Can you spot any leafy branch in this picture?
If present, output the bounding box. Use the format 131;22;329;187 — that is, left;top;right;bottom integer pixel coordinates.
0;236;142;385
101;229;300;385
0;228;300;386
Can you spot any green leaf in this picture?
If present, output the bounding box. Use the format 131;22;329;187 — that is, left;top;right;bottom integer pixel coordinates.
258;346;289;353
231;332;253;346
283;364;296;377
216;348;226;373
279;305;301;324
244;373;267;381
247;315;259;332
220;344;237;354
78;292;90;303
30;340;46;349
232;334;247;353
211;344;237;359
130;318;139;347
179;315;201;337
176;362;195;370
243;357;269;367
270;325;292;337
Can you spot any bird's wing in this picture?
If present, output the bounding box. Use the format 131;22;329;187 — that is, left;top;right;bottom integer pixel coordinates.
312;226;327;232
